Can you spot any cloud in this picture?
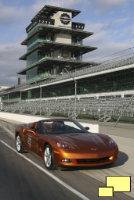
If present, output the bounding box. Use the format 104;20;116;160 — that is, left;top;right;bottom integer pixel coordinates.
0;43;25;86
0;0;133;86
85;40;132;62
100;17;129;32
0;3;26;25
32;0;88;13
83;20;134;62
94;0;129;14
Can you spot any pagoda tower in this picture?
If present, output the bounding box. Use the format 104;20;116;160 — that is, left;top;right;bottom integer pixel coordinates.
18;5;97;83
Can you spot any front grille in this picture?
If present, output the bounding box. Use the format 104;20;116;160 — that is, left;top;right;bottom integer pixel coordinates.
77;157;109;164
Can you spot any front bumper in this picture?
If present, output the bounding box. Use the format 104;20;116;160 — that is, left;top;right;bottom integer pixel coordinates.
54;148;118;167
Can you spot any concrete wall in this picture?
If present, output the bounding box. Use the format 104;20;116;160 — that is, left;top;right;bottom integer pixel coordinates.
52;11;72;29
52;11;72;45
54;33;71;44
0;112;99;134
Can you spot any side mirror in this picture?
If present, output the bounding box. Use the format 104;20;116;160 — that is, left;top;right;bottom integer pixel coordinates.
85;127;90;131
30;122;36;129
27;129;37;136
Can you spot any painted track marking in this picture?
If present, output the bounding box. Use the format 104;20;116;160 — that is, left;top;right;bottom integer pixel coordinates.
0;139;90;200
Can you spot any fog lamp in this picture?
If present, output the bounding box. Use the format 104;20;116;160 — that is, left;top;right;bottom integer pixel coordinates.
109;156;114;161
62;159;72;163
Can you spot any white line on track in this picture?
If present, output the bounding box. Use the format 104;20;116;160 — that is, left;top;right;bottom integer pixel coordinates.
0;139;90;200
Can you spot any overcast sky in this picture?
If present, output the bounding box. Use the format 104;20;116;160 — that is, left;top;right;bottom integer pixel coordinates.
0;0;134;86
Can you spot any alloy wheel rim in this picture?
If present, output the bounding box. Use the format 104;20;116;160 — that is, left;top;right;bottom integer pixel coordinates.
44;147;51;167
16;136;21;151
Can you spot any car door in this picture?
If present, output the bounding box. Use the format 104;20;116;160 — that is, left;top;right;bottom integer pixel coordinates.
31;121;43;155
23;128;34;151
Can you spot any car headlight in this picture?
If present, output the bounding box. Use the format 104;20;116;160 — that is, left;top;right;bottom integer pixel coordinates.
56;142;70;149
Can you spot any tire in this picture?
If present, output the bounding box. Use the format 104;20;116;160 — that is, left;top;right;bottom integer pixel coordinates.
44;145;55;170
16;135;24;153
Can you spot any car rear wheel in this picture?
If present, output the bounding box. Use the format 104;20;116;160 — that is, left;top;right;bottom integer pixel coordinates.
44;145;55;170
16;135;24;153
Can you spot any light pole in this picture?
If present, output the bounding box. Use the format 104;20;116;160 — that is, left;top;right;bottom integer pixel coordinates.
40;86;42;116
64;67;77;119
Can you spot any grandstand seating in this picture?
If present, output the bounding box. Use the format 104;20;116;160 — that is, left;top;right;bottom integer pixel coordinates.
1;95;134;121
1;52;134;123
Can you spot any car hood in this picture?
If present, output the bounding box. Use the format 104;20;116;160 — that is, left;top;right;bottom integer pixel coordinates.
55;133;112;152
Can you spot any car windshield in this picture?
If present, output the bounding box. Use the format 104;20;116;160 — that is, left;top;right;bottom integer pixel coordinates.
42;120;88;135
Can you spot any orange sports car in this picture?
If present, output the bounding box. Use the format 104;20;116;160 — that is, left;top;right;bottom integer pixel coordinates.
15;119;118;170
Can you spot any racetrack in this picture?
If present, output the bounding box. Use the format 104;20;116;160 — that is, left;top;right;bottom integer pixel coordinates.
0;118;134;200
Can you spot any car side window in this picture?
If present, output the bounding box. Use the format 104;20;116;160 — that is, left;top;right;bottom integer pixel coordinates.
34;121;46;135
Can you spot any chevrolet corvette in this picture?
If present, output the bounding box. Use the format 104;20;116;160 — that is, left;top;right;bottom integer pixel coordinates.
15;119;118;170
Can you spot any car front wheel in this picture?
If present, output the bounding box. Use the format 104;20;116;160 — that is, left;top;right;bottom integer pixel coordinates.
16;135;24;153
44;145;55;170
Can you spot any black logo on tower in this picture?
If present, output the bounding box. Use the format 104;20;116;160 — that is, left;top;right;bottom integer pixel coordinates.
60;13;71;25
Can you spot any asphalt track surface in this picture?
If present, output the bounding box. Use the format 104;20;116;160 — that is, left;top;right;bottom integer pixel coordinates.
0;125;133;200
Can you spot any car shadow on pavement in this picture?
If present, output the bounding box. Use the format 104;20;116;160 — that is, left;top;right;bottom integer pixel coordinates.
113;151;128;166
59;151;128;171
97;151;129;169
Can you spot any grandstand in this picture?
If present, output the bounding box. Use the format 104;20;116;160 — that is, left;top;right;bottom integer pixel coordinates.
0;5;134;123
